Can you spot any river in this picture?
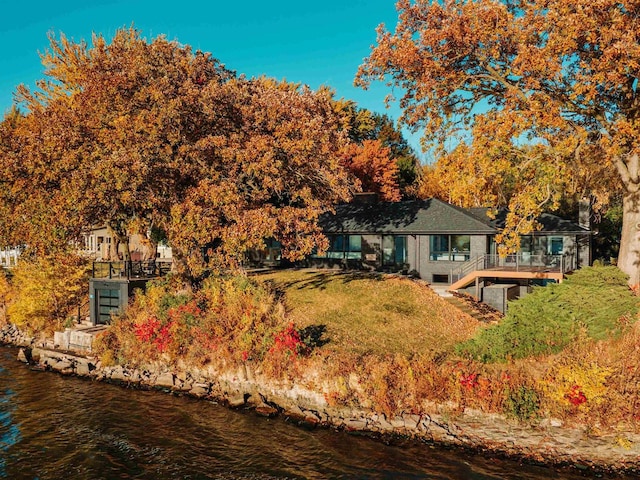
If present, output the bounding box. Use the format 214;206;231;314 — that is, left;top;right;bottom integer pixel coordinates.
0;346;622;479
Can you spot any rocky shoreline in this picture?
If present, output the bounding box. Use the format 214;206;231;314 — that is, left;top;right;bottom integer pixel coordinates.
2;323;640;476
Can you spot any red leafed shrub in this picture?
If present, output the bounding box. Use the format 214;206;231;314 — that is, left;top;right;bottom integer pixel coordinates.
566;385;588;407
134;316;161;343
269;322;308;357
134;316;174;353
459;372;479;391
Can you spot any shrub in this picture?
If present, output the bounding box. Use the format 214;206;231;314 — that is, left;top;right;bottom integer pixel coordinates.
539;361;611;418
6;254;90;335
457;266;639;362
93;274;296;368
504;385;540;421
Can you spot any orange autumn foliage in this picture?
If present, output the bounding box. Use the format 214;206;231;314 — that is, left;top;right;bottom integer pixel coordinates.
357;0;640;276
0;28;358;280
340;139;401;202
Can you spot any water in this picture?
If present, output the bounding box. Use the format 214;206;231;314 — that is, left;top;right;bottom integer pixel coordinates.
0;347;619;480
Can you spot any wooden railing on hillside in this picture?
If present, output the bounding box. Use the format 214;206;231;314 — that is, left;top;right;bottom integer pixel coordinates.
92;260;172;279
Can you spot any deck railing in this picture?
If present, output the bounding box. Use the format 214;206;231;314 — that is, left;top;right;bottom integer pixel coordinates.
92;260;172;279
450;253;576;283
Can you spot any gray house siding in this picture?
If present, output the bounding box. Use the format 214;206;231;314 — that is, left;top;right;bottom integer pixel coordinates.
305;199;590;279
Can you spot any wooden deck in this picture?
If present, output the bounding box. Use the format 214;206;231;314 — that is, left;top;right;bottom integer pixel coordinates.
449;268;564;291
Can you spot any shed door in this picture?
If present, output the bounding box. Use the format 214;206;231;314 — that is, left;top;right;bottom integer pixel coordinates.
96;288;121;324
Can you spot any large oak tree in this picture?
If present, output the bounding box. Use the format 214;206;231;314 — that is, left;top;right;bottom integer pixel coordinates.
0;28;356;279
356;0;640;282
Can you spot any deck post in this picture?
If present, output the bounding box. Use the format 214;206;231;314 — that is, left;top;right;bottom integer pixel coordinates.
475;276;480;300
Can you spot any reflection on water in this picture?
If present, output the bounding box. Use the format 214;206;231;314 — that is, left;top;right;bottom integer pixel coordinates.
0;347;619;479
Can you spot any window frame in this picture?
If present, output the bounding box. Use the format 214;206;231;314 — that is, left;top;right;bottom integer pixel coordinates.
430;234;471;261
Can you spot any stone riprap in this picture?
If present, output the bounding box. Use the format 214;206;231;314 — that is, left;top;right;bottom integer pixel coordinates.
2;323;640;475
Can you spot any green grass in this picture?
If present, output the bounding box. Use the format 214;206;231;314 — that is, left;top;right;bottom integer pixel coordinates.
254;269;480;356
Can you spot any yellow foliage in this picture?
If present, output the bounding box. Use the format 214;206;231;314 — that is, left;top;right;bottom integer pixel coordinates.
0;269;11;325
7;254;90;335
539;362;612;413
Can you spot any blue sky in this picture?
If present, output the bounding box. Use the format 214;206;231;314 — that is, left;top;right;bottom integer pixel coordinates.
0;0;426;159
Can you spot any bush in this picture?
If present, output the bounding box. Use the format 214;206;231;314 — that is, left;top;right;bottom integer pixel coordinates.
93;274;297;369
457;266;639;362
6;254;89;335
504;385;540;421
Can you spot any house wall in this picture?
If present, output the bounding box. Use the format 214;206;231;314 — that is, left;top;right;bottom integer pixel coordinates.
361;234;381;269
82;227;170;261
417;234;488;283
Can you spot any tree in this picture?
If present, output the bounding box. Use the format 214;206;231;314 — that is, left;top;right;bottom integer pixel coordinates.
0;28;356;279
340;139;401;201
333;99;421;198
356;0;639;282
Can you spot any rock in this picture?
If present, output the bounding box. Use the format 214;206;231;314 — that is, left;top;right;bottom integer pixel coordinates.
155;372;175;388
390;418;407;430
343;418;368;431
189;383;210;397
49;359;73;374
256;403;279;417
75;358;94;376
17;347;31;364
539;418;564;428
30;348;41;363
370;413;394;431
228;394;247;408
175;381;193;392
402;414;422;430
109;366;126;382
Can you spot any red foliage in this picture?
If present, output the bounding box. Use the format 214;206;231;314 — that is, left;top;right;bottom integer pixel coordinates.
134;316;173;353
459;372;479;391
167;300;202;322
134;316;160;343
566;385;588;406
269;322;307;357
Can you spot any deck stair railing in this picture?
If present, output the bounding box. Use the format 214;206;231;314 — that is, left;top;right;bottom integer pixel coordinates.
450;255;487;283
450;253;576;283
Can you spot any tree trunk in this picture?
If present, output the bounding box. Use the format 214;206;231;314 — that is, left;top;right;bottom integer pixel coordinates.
618;191;640;286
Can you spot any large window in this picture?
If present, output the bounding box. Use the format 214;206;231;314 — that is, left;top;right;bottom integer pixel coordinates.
519;236;564;256
383;235;407;266
430;235;470;261
312;235;362;260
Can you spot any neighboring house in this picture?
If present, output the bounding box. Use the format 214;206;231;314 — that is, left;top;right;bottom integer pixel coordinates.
80;226;173;261
81;226;173;326
0;246;20;269
301;198;590;311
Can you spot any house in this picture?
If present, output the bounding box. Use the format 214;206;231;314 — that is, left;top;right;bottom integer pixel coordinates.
80;226;173;261
0;246;20;269
303;198;590;310
81;226;173;326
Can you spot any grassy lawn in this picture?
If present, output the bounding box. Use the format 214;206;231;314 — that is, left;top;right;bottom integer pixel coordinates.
254;269;481;356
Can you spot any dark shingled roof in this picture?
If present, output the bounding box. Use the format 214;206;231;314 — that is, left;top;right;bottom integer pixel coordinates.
318;200;590;235
319;198;497;234
467;207;590;234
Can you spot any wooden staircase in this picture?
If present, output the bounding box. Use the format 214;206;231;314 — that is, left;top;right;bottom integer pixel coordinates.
442;294;502;323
